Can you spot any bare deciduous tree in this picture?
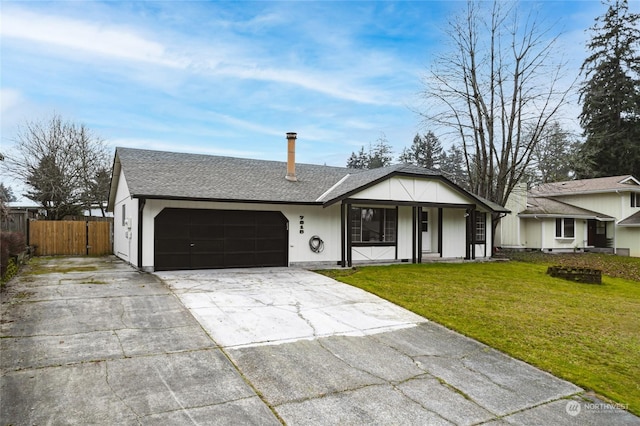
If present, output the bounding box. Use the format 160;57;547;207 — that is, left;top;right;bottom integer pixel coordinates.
4;114;111;220
421;1;573;235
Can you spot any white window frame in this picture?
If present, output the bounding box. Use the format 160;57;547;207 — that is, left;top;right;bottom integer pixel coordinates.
555;218;575;239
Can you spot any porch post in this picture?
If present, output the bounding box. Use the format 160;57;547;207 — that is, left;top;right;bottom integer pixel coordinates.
417;206;423;263
412;206;417;264
340;203;346;267
438;208;443;257
471;209;476;260
346;203;352;267
465;208;471;260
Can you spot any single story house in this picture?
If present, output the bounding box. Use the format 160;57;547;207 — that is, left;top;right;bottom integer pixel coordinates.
107;133;508;271
497;175;640;257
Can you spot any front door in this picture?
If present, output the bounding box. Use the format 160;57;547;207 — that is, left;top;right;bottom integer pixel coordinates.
421;211;431;252
587;219;607;247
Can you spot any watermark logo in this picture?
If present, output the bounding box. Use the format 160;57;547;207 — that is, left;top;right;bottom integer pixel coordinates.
565;400;629;417
566;400;581;416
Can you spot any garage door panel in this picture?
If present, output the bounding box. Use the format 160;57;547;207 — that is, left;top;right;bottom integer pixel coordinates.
226;225;257;239
256;238;285;251
190;239;224;253
257;226;286;238
155;254;191;271
190;209;225;223
226;238;257;252
225;211;257;225
191;254;225;268
156;239;190;254
224;253;256;267
154;208;288;270
191;224;224;239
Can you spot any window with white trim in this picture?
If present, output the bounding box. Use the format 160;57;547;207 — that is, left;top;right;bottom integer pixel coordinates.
475;212;487;243
632;193;640;208
350;207;396;244
122;204;126;226
555;218;575;238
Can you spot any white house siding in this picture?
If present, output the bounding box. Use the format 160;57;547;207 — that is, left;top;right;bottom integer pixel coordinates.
497;184;527;248
397;206;414;259
140;200;343;270
617;228;640;257
441;208;467;258
523;220;542;249
351;176;473;205
112;170;139;266
553;193;624;220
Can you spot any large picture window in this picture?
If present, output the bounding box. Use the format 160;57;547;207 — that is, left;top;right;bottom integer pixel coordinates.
474;212;486;243
351;207;396;244
555;218;575;238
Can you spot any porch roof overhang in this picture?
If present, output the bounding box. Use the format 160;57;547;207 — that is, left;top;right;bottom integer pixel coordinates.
618;211;640;227
519;197;614;221
340;198;476;209
518;213;615;221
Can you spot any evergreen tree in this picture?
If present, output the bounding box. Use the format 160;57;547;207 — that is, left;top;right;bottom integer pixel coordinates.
579;0;640;177
398;132;443;170
439;144;468;189
346;134;393;169
0;183;17;203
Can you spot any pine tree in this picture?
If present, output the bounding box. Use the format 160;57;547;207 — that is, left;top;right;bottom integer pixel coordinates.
579;0;640;177
398;132;443;170
346;134;393;169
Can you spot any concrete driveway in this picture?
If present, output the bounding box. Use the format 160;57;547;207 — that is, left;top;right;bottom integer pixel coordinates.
2;257;638;425
157;267;639;425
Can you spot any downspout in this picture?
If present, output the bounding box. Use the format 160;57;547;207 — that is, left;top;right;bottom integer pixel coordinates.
137;198;146;270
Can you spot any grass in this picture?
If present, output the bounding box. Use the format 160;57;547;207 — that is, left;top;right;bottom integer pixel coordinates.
318;255;640;415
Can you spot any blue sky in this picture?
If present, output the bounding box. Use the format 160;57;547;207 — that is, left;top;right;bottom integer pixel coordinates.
1;0;636;187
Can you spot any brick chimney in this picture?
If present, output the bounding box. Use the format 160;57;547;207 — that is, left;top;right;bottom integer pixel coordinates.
285;132;297;182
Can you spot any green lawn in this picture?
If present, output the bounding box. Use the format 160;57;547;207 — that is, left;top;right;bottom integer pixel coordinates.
318;259;640;415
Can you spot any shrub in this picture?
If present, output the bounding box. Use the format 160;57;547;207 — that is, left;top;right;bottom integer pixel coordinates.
1;231;26;281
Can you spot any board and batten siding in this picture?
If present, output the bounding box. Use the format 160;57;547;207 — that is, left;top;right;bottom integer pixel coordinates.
112;169;139;266
348;176;473;205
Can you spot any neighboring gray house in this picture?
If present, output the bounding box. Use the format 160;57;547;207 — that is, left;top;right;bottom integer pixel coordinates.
497;175;640;257
107;133;507;271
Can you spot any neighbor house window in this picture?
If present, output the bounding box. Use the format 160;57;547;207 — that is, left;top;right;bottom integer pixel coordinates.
122;205;126;226
632;193;640;208
351;207;396;244
475;212;487;243
555;218;575;238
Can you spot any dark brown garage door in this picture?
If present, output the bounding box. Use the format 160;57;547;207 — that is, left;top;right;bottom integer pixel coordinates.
154;208;288;271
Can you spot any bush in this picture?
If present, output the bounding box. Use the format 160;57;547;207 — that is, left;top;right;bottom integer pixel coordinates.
1;231;26;281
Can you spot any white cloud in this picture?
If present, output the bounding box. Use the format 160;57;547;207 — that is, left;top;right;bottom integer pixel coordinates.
0;8;185;68
0;88;22;115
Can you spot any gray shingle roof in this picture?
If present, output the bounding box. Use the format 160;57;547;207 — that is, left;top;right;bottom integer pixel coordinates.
619;211;640;226
530;175;640;196
114;147;349;204
520;197;614;219
108;147;507;212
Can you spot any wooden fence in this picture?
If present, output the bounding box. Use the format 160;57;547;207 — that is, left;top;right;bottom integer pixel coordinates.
29;220;113;256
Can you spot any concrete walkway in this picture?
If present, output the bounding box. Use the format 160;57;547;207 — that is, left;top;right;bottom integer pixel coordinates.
2;257;638;425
